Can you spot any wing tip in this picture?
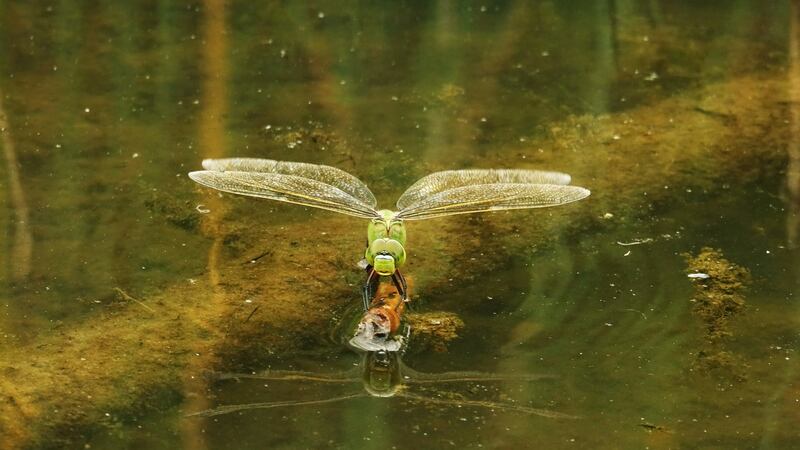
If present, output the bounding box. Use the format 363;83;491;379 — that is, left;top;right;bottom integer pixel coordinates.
188;170;212;183
567;185;591;202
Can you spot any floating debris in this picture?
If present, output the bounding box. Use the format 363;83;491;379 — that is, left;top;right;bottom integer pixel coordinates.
113;287;154;313
622;308;647;320
616;238;654;246
687;272;710;279
639;422;672;433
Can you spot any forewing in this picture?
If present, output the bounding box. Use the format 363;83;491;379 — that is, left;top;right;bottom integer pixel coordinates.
188;170;381;219
395;183;590;220
397;169;571;210
202;158;377;208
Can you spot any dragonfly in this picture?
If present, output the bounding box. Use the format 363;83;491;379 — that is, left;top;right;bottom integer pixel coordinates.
189;158;590;309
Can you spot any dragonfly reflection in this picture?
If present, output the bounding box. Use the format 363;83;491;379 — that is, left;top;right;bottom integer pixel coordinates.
188;349;573;419
188;285;575;419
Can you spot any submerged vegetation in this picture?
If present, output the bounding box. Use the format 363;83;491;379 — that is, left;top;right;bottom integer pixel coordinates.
406;311;465;353
0;1;797;449
0;69;790;449
685;248;751;380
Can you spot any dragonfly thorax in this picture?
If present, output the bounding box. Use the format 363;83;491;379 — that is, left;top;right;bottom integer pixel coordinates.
368;210;406;245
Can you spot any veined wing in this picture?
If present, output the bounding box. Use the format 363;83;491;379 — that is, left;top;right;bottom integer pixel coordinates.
396;169;571;210
394;183;590;220
189;170;382;219
201;158;377;208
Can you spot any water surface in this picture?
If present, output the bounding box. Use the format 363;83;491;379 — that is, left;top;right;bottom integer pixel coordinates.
0;1;798;449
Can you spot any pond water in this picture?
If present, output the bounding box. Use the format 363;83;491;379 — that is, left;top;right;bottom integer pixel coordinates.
0;1;798;449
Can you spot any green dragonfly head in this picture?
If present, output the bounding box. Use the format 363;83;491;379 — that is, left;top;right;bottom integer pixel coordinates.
366;238;406;275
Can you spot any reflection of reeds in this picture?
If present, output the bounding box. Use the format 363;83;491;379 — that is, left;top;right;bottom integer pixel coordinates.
181;0;229;449
760;4;800;447
788;0;800;247
198;0;229;283
0;92;32;283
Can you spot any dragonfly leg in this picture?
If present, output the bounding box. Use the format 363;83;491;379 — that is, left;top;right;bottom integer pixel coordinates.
362;267;379;310
391;270;409;302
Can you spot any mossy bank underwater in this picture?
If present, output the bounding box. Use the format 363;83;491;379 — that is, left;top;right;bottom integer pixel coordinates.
0;1;798;449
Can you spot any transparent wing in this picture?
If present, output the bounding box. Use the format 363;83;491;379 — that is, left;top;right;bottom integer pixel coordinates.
397;169;571;210
395;183;590;220
202;158;377;208
189;170;382;219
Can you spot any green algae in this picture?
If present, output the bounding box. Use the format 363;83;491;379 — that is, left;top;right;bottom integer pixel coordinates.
405;311;465;353
684;247;752;381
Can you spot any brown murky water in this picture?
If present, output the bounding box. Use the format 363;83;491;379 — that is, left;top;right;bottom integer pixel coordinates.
1;1;798;449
